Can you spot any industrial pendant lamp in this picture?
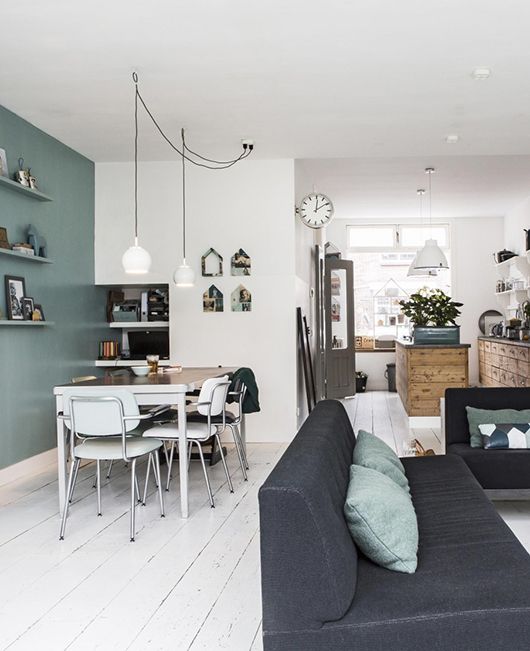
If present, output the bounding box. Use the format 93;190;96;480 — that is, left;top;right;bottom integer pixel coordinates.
408;189;438;277
122;73;152;274
173;129;195;287
413;168;448;271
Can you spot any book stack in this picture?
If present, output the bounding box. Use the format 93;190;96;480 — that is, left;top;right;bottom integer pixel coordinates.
98;340;120;359
12;245;35;256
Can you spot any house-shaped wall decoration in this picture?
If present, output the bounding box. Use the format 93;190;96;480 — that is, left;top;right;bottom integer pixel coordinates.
203;285;224;312
201;247;223;277
231;248;251;276
231;284;251;312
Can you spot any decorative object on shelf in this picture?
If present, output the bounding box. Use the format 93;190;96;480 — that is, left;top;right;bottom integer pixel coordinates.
203;285;224;312
331;296;340;322
412;169;449;271
399;287;463;344
0;148;8;177
231;248;251;276
4;275;26;320
0;227;9;250
32;304;45;321
11;244;35;256
21;297;34;321
98;340;120;360
122;73;152;275
27;224;47;258
231;284;251;312
493;249;517;264
15;158;30;187
330;272;341;296
112;299;140;322
297;193;334;229
201;248;223;277
125;73;253;285
28;173;38;190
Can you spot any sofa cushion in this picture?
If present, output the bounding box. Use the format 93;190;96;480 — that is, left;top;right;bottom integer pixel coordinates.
353;429;409;491
447;442;530;489
480;422;530;449
344;464;418;573
466;406;530;448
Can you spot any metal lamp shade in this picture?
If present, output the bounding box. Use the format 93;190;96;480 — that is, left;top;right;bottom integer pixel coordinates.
413;239;448;270
173;262;195;287
407;253;439;277
122;243;152;274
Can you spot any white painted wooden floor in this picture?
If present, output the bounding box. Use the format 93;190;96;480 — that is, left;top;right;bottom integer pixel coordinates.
1;392;529;651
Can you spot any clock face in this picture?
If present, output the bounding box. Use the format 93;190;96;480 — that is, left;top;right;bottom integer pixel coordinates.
298;193;334;229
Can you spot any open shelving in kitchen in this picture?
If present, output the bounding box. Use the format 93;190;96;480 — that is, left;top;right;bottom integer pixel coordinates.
0;248;53;264
0;175;53;202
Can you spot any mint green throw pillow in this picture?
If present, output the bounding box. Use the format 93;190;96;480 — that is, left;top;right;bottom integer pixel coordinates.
344;465;418;574
466;407;530;448
353;430;409;492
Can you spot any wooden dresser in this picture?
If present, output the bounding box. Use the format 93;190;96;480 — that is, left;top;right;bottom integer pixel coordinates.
478;336;530;387
396;340;470;416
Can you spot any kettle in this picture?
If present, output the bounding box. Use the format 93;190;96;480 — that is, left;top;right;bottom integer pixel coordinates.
493;249;517;264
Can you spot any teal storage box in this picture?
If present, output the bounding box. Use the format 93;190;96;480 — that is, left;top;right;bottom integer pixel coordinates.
413;325;460;345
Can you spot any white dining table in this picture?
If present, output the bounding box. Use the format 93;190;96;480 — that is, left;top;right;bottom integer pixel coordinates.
53;366;237;518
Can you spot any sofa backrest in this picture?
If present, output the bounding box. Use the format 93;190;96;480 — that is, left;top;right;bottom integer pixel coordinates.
445;387;530;445
259;399;357;633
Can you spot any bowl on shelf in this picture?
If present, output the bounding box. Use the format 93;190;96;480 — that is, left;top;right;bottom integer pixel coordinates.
131;366;150;377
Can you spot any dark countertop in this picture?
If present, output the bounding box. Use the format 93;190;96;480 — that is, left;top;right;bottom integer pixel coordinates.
396;340;471;349
478;335;530;348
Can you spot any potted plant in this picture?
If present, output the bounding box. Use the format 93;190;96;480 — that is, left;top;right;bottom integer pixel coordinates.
399;288;463;344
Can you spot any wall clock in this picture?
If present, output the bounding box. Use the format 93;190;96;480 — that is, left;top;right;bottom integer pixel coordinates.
297;193;334;229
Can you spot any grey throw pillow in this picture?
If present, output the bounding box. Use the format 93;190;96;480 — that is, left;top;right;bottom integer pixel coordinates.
466;407;530;448
353;429;409;492
344;464;418;574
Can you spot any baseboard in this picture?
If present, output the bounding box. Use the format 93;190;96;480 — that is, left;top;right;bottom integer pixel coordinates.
409;416;441;429
0;448;57;488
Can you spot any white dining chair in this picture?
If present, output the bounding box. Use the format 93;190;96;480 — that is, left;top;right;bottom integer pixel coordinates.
142;377;233;508
59;388;168;542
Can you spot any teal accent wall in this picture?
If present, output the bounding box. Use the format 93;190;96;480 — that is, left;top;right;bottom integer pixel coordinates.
0;105;106;470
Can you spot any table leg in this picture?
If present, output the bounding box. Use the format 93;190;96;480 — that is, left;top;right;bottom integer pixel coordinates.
177;392;189;518
56;396;67;512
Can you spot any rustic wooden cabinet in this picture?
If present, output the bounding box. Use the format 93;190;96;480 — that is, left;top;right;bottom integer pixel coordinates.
396;341;470;416
478;337;530;387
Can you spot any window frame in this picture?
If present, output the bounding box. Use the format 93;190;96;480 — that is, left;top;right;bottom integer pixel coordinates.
347;223;451;252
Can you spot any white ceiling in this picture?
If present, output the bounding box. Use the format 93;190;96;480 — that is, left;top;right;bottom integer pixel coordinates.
296;155;530;218
3;0;530;164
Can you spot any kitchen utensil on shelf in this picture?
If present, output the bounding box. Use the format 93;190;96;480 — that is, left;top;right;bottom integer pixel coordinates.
525;229;530;252
493;249;517;264
131;366;150;376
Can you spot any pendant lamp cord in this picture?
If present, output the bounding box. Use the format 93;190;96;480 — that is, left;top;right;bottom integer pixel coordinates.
181;128;186;261
133;71;139;245
427;169;433;237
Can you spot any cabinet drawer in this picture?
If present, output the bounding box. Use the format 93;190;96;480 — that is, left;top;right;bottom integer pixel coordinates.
491;366;500;381
506;345;518;360
490;342;499;354
500;370;517;387
484;341;492;352
515;346;530;363
490;353;500;368
517;360;530;377
516;374;529;388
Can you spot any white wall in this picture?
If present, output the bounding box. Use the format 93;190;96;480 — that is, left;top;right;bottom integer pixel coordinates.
326;216;503;387
504;196;530;255
95;159;298;442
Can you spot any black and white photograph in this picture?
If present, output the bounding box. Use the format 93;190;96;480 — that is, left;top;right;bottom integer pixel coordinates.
21;297;34;321
4;275;26;320
231;284;251;312
201;247;223;277
230;248;251;276
0;148;8;178
202;285;224;312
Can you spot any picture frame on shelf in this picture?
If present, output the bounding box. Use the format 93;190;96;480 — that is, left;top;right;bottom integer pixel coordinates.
0;148;8;178
4;275;26;320
21;297;34;321
33;303;45;322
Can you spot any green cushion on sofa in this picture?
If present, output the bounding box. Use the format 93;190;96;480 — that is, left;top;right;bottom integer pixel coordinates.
466;406;530;448
353;429;409;492
344;464;418;574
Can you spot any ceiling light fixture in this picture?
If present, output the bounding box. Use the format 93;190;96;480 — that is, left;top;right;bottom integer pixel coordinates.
122;72;152;275
408;189;437;277
471;67;491;80
173;129;195;288
413;168;449;271
445;134;460;144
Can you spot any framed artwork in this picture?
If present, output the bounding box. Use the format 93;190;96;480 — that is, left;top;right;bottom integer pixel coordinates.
203;285;224;312
21;297;34;321
231;284;251;312
0;227;9;250
0;148;8;178
5;275;26;320
201;248;223;277
231;249;251;276
33;304;45;321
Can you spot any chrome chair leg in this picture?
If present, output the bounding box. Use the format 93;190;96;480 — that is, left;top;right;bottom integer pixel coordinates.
188;441;193;471
106;460;114;479
196;441;215;508
135;472;141;503
215;433;234;493
153;450;165;517
130;458;137;542
60;458;80;540
166;441;175;491
228;424;247;481
142;454;152;506
96;460;102;516
235;425;249;470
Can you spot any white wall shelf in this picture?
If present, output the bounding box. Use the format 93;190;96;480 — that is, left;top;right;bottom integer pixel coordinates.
0;320;54;327
95;359;172;367
0;175;53;202
495;255;530;279
109;321;169;329
0;248;53;264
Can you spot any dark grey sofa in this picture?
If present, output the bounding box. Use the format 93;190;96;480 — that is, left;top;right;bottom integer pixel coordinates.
446;387;530;489
259;399;530;651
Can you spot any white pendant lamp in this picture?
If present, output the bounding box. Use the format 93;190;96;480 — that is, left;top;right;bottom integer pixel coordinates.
122;73;151;274
408;189;432;277
173;129;195;287
413;168;448;271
